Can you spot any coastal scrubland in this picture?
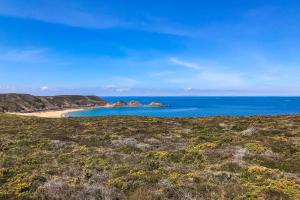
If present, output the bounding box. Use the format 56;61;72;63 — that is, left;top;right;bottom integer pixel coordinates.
0;114;299;199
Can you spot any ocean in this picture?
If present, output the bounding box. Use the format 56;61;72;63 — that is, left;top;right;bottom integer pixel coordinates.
67;96;300;118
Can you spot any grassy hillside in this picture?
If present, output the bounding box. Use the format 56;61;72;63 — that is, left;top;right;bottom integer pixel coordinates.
0;94;108;113
0;114;299;199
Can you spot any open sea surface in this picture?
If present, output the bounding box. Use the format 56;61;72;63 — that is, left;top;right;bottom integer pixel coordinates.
67;96;300;118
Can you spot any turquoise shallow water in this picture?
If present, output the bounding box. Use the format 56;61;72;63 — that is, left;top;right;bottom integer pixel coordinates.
67;96;300;118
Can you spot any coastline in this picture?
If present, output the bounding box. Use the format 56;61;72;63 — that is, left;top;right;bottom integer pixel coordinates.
6;104;120;118
4;103;164;118
6;105;111;118
7;108;85;118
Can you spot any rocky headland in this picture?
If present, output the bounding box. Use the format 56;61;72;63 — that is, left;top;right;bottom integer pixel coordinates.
0;93;108;113
0;94;166;114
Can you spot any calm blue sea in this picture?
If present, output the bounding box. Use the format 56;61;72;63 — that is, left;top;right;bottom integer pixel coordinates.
67;97;300;118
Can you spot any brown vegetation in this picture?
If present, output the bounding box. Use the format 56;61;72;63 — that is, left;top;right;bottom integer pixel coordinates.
0;114;299;199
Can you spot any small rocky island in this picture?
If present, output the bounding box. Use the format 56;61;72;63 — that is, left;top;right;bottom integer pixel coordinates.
107;100;166;108
109;100;166;108
109;100;143;107
148;102;165;107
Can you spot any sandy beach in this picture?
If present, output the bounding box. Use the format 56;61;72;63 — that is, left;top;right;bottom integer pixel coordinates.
6;104;116;118
7;108;85;118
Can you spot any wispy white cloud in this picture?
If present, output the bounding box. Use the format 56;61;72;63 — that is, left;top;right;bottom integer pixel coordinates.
0;0;227;38
169;57;201;70
167;57;246;89
104;84;117;89
0;0;124;29
0;48;48;62
0;0;296;42
246;50;293;83
184;87;193;91
100;77;140;94
115;87;131;92
165;73;245;89
103;84;132;94
0;84;17;92
40;86;49;91
148;71;176;77
115;77;140;87
199;71;244;88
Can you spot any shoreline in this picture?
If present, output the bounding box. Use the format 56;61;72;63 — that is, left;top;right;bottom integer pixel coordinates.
4;103;164;118
6;106;106;118
7;108;85;118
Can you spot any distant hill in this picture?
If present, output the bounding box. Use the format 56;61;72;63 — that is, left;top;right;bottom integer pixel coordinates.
0;93;108;113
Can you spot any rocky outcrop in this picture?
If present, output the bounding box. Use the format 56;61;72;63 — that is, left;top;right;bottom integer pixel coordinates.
111;100;143;107
127;101;143;107
0;93;108;113
109;100;166;108
111;101;128;107
148;102;166;107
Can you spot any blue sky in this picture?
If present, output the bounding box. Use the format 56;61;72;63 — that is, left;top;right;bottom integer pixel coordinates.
0;0;300;96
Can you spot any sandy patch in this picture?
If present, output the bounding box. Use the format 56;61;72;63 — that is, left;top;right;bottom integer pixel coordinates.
7;108;86;118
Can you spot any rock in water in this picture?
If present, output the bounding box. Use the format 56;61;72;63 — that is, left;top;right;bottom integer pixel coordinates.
112;101;128;107
127;100;143;107
148;102;166;107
